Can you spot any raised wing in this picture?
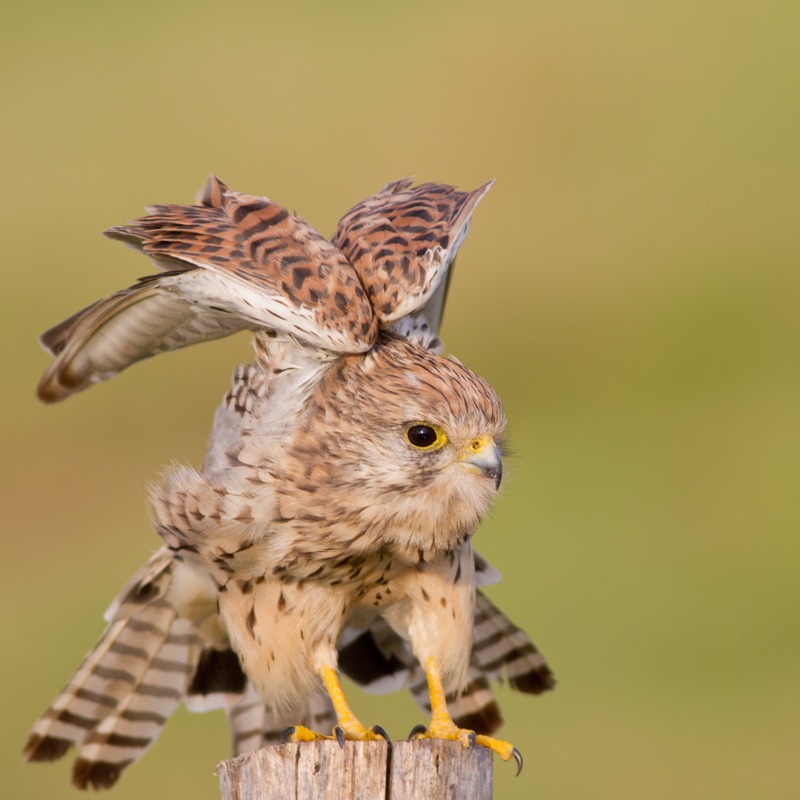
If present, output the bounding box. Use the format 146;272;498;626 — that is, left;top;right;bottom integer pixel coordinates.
332;179;493;341
37;175;377;403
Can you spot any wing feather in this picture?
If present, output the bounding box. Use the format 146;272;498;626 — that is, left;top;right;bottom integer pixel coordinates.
332;179;493;336
37;175;377;403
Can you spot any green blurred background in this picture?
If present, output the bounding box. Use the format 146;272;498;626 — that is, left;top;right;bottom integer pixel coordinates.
3;1;798;797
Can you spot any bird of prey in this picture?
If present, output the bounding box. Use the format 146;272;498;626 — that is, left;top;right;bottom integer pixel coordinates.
25;176;555;789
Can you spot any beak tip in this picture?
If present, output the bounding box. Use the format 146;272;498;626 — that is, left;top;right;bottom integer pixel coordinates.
487;466;502;490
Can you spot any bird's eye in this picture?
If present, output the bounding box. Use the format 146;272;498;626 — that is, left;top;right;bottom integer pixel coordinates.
406;423;447;450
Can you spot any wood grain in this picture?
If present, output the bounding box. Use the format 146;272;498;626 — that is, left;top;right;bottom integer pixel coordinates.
217;739;492;799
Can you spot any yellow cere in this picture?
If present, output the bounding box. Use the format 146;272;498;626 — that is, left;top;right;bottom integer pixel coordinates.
468;434;493;454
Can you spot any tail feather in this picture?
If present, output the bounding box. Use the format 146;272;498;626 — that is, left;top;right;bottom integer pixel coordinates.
70;617;202;789
226;683;336;754
448;675;503;734
25;619;137;763
226;682;270;754
472;592;555;695
26;549;554;788
24;554;206;789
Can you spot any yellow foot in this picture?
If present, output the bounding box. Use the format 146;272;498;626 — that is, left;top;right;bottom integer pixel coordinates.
282;724;325;743
409;723;523;775
282;723;390;747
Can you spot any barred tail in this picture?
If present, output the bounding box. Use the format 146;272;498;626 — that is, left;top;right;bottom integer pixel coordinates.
471;591;555;695
24;552;204;789
225;683;336;755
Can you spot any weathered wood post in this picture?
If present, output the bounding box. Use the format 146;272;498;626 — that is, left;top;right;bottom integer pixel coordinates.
217;740;492;799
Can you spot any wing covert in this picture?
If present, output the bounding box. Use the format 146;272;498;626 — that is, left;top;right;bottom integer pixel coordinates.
332;179;493;335
37;176;378;402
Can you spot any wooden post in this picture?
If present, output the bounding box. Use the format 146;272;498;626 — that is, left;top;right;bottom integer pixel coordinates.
217;739;492;800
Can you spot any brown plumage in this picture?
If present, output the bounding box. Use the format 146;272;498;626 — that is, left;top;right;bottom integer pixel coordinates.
37;175;378;403
26;177;554;788
333;178;493;328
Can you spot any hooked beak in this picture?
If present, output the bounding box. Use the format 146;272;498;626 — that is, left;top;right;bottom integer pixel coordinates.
459;435;503;489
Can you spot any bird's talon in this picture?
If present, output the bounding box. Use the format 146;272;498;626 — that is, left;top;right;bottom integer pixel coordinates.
512;747;524;776
408;724;428;739
280;726;295;744
467;731;477;749
372;725;392;744
334;726;346;749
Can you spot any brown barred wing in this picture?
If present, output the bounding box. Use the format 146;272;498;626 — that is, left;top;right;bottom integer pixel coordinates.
332;179;493;333
37;175;377;403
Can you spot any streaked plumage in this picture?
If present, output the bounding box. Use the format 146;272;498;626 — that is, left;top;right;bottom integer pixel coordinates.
25;543;552;789
37;175;377;403
333;178;493;330
26;176;554;788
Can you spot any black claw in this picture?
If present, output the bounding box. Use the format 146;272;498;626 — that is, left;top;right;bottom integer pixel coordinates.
467;731;477;750
511;747;524;776
280;726;296;744
372;725;392;745
407;724;428;739
334;726;346;749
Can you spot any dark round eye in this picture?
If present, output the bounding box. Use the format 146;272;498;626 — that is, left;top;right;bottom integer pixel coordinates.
406;424;445;449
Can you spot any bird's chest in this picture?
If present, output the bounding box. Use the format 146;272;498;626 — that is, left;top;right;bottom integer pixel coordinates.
273;545;402;601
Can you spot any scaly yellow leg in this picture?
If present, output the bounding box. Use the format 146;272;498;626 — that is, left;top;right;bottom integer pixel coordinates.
283;666;389;745
411;656;523;774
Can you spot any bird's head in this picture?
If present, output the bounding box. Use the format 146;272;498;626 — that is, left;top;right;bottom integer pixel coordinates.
295;333;507;556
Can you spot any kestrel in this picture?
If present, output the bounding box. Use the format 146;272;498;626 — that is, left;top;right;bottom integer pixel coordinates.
25;176;555;788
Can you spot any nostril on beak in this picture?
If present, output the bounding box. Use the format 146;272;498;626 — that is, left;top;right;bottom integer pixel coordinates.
460;437;503;489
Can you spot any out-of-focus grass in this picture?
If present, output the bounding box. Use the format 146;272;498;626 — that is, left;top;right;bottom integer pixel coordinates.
3;2;799;799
